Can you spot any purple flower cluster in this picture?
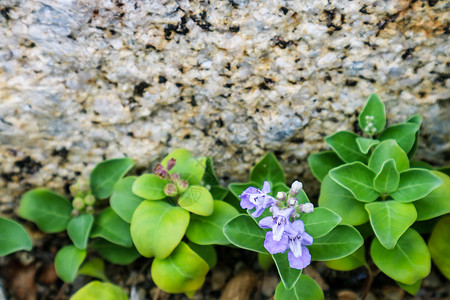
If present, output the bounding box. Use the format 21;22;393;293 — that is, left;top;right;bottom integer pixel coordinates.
239;181;314;270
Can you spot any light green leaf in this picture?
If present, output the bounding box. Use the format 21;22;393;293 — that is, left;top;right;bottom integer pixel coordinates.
329;162;379;202
90;208;132;247
132;174;167;200
186;200;239;245
55;245;86;283
91;238;140;265
373;159;400;194
428;215;450;279
371;228;430;285
110;176;145;223
67;214;94;250
325;131;368;163
223;214;267;254
365;201;417;249
307;151;344;182
78;258;108;281
274;275;324;300
71;281;128;300
151;242;209;294
250;152;286;186
19;189;72;233
397;280;421;295
187;242;217;269
391;169;443;203
356;137;380;154
0;217;32;256
303;207;342;238
178;185;214;216
161;149;206;185
318;176;369;226
325;245;366;271
415;171;450;220
131;200;189;259
368;140;409;174
272;253;302;290
308;225;364;261
358;93;386;135
379;123;420;153
90;158;134;199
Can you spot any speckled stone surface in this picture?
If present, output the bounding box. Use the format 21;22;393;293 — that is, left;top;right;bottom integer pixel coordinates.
0;0;449;214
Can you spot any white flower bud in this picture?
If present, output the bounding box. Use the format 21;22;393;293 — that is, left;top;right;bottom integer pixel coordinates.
287;197;298;207
276;192;286;201
289;181;303;196
72;197;85;210
84;194;96;205
300;203;314;213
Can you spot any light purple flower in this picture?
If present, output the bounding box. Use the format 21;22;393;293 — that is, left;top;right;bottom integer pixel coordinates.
287;220;313;270
259;206;295;241
263;231;288;254
239;181;275;217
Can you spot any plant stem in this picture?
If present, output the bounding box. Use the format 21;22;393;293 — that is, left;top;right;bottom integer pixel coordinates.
360;268;379;300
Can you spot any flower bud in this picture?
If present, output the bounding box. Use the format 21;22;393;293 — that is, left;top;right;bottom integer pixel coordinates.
300;203;314;213
276;192;287;201
176;179;189;194
167;158;176;171
164;183;178;197
85;194;96;205
86;206;94;214
153;164;168;178
78;180;90;193
73;197;85;210
287;197;298;207
69;184;78;197
289;181;303;196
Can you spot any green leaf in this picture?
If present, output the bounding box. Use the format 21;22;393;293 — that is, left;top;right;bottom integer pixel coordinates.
55;245;86;283
186;200;239;245
368;140;409;174
110;176;145;223
373;159;400;194
19;189;72;233
187;242;217;269
78;258;108;281
131;200;189;259
0;217;32;256
90;158;134;199
209;185;229;200
308;225;364;261
151;242;209;294
365;201;417;249
273;253;302;290
379;123;420;153
132;174;167;200
391;169;443;203
397;280;421;295
307;151;344;182
428;215;450;279
161;149;206;185
250;152;286;186
223;214;267;254
325;245;366;271
71;281;128;300
67;214;94;250
202;157;220;186
178;185;214;216
91;238;140;265
329;162;379;202
371;228;430;285
325;131;368;163
274;275;324;300
356;137;380;154
90;208;132;247
415;171;450;221
410;160;433;169
406;114;423;159
302;207;342;238
258;253;274;271
358;93;386;135
318;176;369;226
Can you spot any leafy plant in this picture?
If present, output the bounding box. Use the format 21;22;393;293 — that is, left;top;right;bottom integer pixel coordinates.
224;153;364;299
308;94;450;296
0;217;32;256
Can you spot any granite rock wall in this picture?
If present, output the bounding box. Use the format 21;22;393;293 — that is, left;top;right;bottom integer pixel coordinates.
0;0;449;213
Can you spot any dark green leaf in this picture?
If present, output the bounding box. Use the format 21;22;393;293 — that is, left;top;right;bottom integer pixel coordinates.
250;153;286;186
202;157;220;186
379;123;420;153
258;253;274;271
307;151;344;182
368;140;409;174
67;214;94;250
132;174;167;200
223;214;267;254
55;245;86;283
19;189;72;233
325;131;368;163
0;217;32;256
358;93;386;135
90;158;134;199
91;238;140;265
415;171;450;220
90;208;132;247
209;185;229;200
272;252;302;290
329;162;379;202
303;207;341;238
373;159;400;194
274;275;324;300
428;215;450;279
406;114;423;159
391;169;443;202
410;161;433;169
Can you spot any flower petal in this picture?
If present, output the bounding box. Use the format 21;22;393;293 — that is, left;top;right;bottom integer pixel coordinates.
301;232;313;246
251;205;265;218
259;216;275;229
291;220;305;234
264;232;288;254
287;246;311;269
262;181;271;194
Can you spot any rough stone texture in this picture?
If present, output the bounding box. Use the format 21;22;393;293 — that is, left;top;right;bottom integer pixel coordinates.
0;0;449;214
